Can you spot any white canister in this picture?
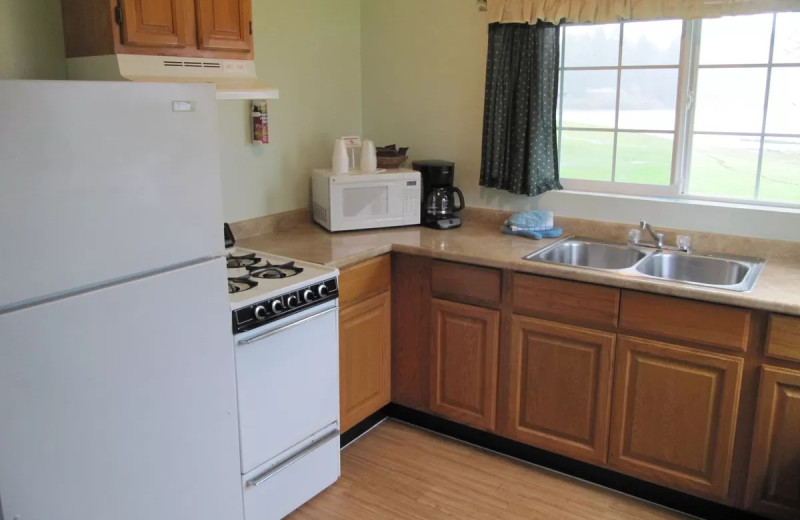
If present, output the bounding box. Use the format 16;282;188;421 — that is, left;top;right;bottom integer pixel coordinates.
332;138;349;174
360;140;377;173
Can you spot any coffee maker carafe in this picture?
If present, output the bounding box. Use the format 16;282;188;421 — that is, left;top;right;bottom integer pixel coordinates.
413;160;465;230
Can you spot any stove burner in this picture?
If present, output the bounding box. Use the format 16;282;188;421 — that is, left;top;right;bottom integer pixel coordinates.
247;261;305;279
228;276;258;294
227;252;261;268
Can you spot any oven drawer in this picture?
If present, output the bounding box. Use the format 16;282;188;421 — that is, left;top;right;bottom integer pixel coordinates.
235;301;340;474
242;425;340;520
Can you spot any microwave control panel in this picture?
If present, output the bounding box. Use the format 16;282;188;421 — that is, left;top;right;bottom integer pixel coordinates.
403;180;421;224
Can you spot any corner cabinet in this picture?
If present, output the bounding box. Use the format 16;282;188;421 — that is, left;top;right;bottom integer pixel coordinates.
500;316;615;465
60;0;254;60
338;256;392;433
430;299;499;431
609;336;743;500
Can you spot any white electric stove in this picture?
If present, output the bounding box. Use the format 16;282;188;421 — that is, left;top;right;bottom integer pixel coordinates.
225;246;341;520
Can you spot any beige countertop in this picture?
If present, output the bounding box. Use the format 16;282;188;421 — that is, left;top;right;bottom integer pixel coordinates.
238;215;800;317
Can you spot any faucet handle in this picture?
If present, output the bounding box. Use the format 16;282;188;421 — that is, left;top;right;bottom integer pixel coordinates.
677;235;692;252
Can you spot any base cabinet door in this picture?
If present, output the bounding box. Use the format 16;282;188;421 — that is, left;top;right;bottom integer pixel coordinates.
745;366;800;520
500;316;614;464
609;336;743;500
339;291;391;432
430;299;499;430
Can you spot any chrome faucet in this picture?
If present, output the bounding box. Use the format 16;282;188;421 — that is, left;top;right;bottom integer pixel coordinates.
640;220;664;248
629;220;692;253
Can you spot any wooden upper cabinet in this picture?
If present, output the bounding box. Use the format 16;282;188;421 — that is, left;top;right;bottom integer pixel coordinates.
195;0;252;52
745;366;800;520
119;0;189;48
430;299;500;431
59;0;253;60
500;316;615;465
609;335;743;500
339;291;391;433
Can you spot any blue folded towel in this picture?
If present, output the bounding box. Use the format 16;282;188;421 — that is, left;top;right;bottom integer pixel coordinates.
506;210;554;231
501;225;562;240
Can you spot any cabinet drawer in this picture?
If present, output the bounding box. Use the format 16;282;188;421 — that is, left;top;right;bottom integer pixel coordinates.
431;260;501;306
339;255;391;308
766;314;800;362
513;274;620;328
620;291;751;352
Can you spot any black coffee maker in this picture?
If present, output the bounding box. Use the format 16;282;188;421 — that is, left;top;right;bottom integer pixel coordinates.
413;160;465;230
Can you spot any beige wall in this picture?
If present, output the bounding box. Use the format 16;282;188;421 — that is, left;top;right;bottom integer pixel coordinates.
0;0;66;79
361;0;800;241
218;0;363;222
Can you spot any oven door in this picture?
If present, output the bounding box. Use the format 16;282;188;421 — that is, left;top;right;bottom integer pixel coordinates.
329;180;406;231
234;299;339;475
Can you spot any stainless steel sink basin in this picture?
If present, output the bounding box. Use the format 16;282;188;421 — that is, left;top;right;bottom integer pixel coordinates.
524;236;765;292
526;238;647;270
635;251;764;291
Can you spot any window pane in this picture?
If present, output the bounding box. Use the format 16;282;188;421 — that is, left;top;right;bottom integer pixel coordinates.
621;20;682;66
773;13;800;64
688;135;759;198
560;130;614;181
561;70;618;128
615;132;673;185
766;68;800;135
694;68;767;133
699;14;773;65
618;69;678;130
563;24;620;67
759;137;800;203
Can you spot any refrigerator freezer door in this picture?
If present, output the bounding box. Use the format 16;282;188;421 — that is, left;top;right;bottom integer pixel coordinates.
0;80;224;311
0;259;243;520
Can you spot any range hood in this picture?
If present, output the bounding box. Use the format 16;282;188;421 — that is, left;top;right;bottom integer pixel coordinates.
66;54;278;100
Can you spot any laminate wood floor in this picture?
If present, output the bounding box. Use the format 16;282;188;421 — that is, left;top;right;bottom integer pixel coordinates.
289;420;691;520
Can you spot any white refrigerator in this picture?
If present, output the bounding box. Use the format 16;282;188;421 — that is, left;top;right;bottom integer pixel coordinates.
0;81;244;520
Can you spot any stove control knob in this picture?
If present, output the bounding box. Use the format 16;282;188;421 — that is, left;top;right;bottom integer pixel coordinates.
287;295;299;308
254;305;267;321
303;289;314;302
317;285;329;298
271;300;284;314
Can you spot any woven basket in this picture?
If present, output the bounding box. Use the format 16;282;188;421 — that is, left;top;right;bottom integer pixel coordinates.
377;155;408;169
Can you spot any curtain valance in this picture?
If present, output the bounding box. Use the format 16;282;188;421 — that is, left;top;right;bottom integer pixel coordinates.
487;0;800;24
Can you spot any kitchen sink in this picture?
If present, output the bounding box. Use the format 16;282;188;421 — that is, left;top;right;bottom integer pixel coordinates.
525;238;647;270
524;236;765;292
635;251;764;291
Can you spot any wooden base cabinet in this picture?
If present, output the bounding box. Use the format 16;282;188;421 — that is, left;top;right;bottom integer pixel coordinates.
430;299;499;431
339;256;392;433
500;316;615;465
745;366;800;519
609;336;743;500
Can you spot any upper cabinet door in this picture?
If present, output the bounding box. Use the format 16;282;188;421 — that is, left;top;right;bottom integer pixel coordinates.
195;0;252;52
120;0;189;48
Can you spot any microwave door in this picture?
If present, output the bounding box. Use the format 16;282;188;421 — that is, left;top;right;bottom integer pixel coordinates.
331;182;404;230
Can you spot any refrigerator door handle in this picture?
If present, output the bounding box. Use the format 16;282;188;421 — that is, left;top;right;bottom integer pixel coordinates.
246;426;340;488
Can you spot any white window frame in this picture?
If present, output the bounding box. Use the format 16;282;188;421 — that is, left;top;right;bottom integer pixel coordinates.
557;14;800;209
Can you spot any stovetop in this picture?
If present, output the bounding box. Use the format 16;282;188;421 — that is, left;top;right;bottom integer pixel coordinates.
226;247;338;311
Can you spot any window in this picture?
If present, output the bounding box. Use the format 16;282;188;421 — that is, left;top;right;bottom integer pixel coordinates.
557;13;800;206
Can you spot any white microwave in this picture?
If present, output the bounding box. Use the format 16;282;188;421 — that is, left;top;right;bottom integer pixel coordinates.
311;169;421;232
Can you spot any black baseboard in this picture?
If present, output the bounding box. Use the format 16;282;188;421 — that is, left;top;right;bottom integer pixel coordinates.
381;403;768;520
340;406;390;448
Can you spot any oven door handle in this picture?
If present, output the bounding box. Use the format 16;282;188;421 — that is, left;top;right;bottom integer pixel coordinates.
246;425;340;487
237;307;337;346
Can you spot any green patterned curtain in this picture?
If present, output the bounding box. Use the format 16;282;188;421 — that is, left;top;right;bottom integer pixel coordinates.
480;22;562;196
